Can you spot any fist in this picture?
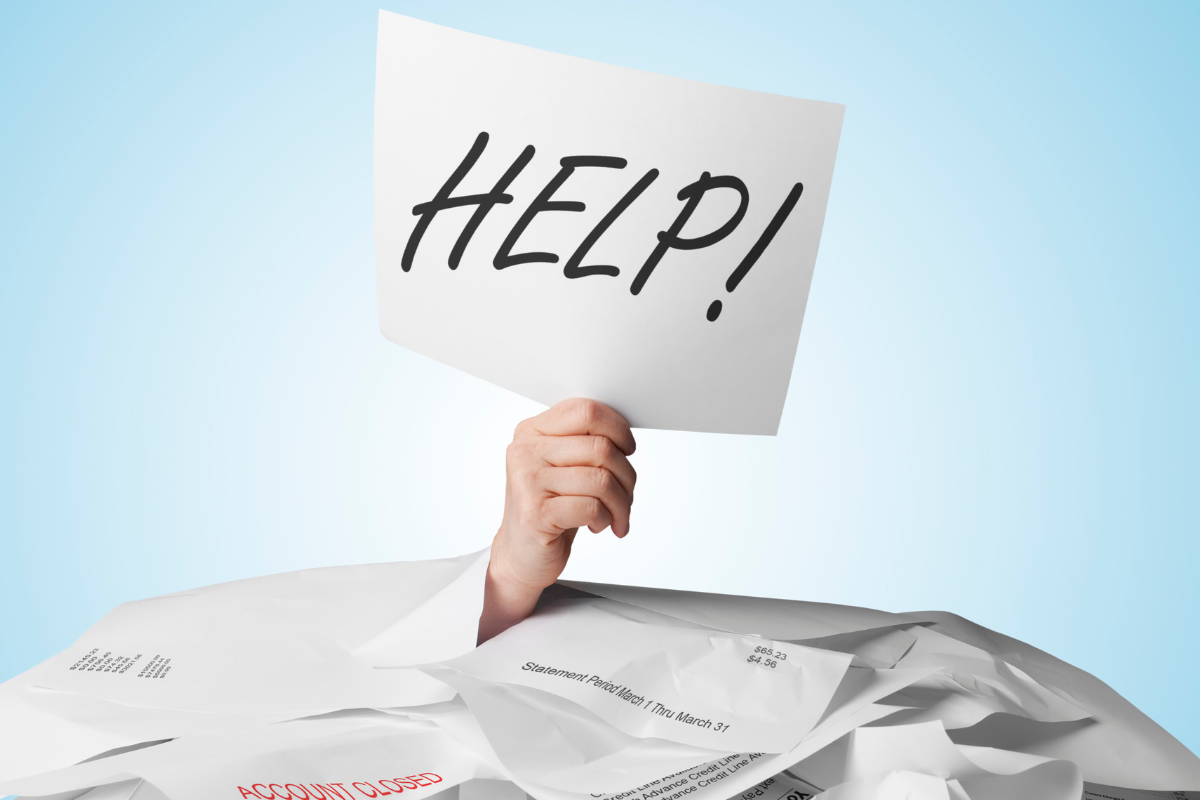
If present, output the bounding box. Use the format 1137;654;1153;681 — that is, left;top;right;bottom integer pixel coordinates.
490;398;637;595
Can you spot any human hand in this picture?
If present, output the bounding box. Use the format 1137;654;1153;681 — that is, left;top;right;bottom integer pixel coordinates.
478;398;637;643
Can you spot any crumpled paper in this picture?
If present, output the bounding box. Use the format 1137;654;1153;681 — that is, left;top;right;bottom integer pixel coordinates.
1;551;1197;800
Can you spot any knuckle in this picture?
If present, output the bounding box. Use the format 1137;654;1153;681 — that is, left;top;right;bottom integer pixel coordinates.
584;496;603;520
513;469;544;498
531;465;553;488
593;468;613;493
575;398;602;426
505;440;528;465
514;504;537;531
533;496;556;525
592;435;614;460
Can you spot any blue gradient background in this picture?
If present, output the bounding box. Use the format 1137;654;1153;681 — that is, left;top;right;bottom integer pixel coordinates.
1;0;1197;754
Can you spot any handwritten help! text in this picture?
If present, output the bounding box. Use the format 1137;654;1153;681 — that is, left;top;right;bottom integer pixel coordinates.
401;132;803;321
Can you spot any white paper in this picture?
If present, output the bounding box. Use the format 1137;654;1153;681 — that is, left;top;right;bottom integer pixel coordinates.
19;550;487;714
4;550;1199;800
15;777;159;800
0;678;303;785
894;610;1200;791
725;771;821;800
558;582;910;641
879;626;1090;728
791;721;1082;800
2;711;496;800
551;583;1200;793
0;551;489;785
1080;783;1200;800
509;703;907;800
419;671;725;794
417;597;931;799
374;13;844;434
432;599;853;753
458;780;527;800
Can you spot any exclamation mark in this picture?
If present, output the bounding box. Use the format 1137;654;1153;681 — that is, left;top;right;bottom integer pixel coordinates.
707;182;804;321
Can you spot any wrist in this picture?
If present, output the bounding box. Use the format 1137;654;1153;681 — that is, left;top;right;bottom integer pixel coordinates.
489;523;558;592
487;557;545;603
478;529;549;645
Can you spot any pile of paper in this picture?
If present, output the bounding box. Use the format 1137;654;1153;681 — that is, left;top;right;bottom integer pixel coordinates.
2;551;1197;800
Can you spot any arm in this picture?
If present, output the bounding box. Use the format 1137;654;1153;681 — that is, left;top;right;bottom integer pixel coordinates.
477;398;637;644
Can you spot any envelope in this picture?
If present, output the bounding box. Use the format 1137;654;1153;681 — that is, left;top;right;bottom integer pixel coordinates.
878;625;1091;728
551;583;1200;794
789;720;1082;800
422;637;931;799
896;611;1200;791
2;710;498;800
407;591;934;800
417;671;724;793
0;550;489;785
20;550;488;713
4;550;1198;800
559;582;910;641
501;702;907;800
0;678;301;785
434;597;855;753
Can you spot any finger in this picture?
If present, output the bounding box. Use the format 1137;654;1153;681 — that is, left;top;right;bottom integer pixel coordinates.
516;398;636;456
532;435;637;496
539;466;632;537
541;494;613;536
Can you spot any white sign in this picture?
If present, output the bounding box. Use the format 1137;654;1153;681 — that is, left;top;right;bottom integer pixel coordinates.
374;12;844;434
